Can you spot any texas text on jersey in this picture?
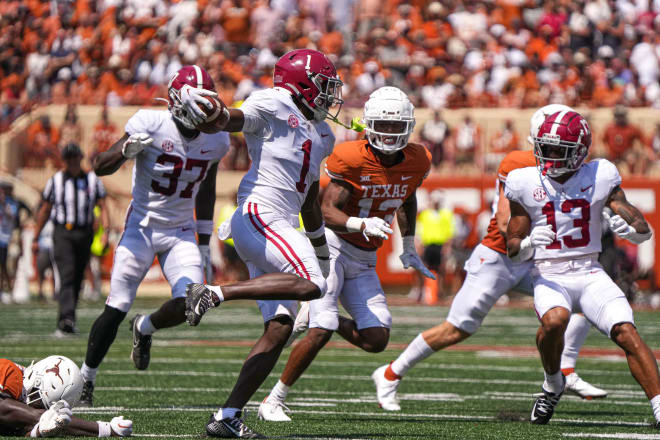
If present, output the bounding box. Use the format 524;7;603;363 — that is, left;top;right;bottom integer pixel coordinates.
325;140;431;250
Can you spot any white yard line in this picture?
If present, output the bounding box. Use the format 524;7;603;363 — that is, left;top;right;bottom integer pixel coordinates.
563;434;660;439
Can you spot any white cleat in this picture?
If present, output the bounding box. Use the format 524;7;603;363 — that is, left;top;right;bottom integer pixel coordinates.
285;302;310;348
372;364;401;411
565;372;608;400
258;396;292;422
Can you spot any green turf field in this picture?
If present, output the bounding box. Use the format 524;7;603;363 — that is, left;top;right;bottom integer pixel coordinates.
2;297;660;439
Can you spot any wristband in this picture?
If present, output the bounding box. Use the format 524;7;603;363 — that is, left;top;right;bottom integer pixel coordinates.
305;224;326;239
402;235;415;250
196;220;214;236
345;217;363;233
97;421;111;438
30;424;39;438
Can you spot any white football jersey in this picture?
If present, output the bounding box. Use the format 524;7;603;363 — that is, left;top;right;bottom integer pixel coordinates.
505;159;621;259
237;87;336;217
125;110;230;228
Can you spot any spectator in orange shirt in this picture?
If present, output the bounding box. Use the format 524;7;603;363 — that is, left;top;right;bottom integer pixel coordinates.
58;104;83;149
25;115;60;168
91;107;117;161
603;106;646;173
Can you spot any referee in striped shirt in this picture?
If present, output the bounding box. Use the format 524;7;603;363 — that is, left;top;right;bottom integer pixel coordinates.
33;143;108;336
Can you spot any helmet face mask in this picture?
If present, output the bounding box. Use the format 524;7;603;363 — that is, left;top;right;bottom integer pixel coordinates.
273;49;343;122
363;86;415;154
23;356;84;409
533;111;591;177
167;65;216;129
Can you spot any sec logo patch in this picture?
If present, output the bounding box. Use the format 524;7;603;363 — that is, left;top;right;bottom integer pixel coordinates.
162;140;174;152
288;114;299;128
533;187;547;201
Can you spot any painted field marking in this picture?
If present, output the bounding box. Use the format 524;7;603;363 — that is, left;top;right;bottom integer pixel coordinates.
563;434;660;439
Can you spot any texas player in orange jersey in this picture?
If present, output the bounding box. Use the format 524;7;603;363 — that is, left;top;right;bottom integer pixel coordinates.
258;87;435;422
0;357;132;437
371;104;608;412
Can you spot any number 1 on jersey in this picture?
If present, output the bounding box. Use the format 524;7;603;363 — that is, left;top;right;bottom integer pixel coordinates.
295;139;312;193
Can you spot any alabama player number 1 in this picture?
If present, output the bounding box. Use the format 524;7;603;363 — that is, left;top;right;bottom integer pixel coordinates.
295;139;312;193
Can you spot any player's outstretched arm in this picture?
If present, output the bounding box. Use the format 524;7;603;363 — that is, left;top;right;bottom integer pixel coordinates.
0;396;43;434
605;185;652;244
302;180;330;277
321;179;355;231
506;200;532;260
93;134;131;176
495;184;511;238
195;162;218;281
397;193;436;279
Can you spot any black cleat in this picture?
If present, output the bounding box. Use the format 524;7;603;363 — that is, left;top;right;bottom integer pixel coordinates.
130;314;152;370
655;420;660;429
78;381;94;407
530;377;565;425
205;413;265;438
185;283;219;326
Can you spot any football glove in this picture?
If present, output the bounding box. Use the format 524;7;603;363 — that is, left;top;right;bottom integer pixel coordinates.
512;224;556;262
199;244;213;283
36;400;72;437
110;416;133;437
346;217;393;242
399;236;436;280
602;209;652;244
180;84;218;126
122;133;152;159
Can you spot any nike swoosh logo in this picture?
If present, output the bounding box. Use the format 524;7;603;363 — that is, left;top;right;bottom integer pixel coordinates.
321;134;329;138
401;176;413;181
201;149;212;154
194;301;204;316
182;227;192;231
581;185;592;191
118;423;131;429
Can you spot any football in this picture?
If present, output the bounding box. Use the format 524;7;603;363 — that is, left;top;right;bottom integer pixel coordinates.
195;95;230;134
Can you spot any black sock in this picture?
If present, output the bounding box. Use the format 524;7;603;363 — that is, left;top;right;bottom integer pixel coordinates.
85;305;127;368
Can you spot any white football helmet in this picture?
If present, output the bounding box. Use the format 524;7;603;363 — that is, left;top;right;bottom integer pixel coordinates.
23;356;83;409
528;104;574;145
363;86;415;154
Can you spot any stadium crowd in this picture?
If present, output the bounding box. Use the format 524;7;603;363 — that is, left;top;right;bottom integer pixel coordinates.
2;0;660;130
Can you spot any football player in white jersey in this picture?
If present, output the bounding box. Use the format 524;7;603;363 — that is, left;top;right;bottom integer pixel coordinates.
506;109;660;427
181;49;341;438
370;105;607;412
77;65;231;407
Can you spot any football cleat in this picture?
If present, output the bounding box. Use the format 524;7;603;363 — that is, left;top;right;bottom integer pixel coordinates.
185;283;219;326
530;376;565;425
565;372;607;400
284;302;310;348
130;314;152;370
78;381;94;407
372;364;401;411
654;420;660;429
205;413;265;438
258;396;292;422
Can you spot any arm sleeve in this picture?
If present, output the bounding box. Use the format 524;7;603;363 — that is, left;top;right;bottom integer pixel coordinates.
239;97;272;137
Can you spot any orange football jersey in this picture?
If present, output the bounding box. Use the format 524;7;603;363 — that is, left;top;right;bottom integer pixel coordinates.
0;358;23;401
481;150;537;254
325;140;431;250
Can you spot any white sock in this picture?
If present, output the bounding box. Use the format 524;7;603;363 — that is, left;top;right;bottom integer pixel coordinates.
269;380;289;403
80;363;98;383
651;394;660;422
205;285;224;304
543;371;565;394
138;314;157;335
216;407;240;421
561;314;590;370
390;333;435;377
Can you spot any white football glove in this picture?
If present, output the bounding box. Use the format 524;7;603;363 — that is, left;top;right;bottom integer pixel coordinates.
199;244;213;283
110;416;133;437
602;209;652;244
180;84;218;125
122;133;152;159
346;217;393;242
314;242;330;278
399;236;436;280
37;400;72;437
512;224;556;262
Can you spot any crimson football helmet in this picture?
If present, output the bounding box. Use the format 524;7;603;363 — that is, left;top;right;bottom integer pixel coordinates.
167;65;215;129
534;110;591;177
273;49;343;122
